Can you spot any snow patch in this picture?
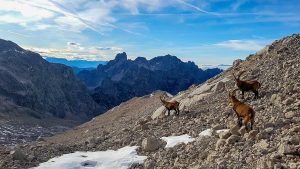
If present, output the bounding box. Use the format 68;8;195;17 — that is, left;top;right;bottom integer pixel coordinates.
161;134;195;148
199;129;213;137
31;146;147;169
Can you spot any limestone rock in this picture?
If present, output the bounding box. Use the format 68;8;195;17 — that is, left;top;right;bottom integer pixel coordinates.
247;130;258;140
142;137;162;152
10;149;27;162
285;111;295;119
230;125;240;136
219;131;231;139
226;135;240;144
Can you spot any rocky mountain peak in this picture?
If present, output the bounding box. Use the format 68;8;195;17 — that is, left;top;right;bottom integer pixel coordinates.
0;39;23;52
114;52;127;62
0;39;104;121
134;56;147;63
151;54;181;63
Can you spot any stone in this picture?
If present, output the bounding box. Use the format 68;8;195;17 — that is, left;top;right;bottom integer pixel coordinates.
141;123;149;130
247;130;258;140
215;139;226;150
212;124;225;130
233;59;243;67
253;139;269;150
230;125;240;136
256;157;268;169
214;81;225;93
274;163;283;169
288;163;298;169
142;137;162;152
238;126;247;136
283;98;294;105
288;135;300;145
226;135;240;144
137;116;151;126
278;143;292;155
219;131;231;139
257;127;274;139
285;111;295;119
144;159;155;169
10;149;27;161
152;106;166;119
270;94;282;106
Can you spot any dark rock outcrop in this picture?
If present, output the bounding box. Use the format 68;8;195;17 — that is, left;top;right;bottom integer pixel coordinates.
0;39;104;121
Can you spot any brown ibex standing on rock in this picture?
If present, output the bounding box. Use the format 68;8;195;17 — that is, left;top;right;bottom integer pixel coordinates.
160;95;180;116
233;71;261;99
228;89;255;131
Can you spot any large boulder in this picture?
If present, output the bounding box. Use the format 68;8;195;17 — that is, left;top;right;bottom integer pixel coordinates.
151;106;166;119
142;137;164;152
10;149;27;162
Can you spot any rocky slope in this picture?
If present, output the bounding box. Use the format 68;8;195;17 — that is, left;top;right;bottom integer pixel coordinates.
1;34;300;169
0;39;105;146
78;52;222;110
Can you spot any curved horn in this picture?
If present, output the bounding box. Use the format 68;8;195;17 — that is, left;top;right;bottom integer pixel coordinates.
160;95;165;102
237;70;246;79
231;89;239;96
232;73;237;80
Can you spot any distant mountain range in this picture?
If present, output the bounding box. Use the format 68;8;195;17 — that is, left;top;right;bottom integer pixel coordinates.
199;64;232;70
78;52;222;109
45;57;107;74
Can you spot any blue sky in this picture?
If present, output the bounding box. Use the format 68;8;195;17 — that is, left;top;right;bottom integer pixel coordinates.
0;0;299;66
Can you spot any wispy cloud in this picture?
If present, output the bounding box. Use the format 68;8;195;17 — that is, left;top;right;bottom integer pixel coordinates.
25;42;123;61
0;29;30;38
175;0;219;15
215;39;269;51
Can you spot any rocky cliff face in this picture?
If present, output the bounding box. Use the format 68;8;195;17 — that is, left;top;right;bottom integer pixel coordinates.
1;34;300;169
78;52;222;109
0;39;105;120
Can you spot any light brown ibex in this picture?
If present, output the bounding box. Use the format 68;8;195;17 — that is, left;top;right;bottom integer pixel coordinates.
228;89;255;131
160;95;180;116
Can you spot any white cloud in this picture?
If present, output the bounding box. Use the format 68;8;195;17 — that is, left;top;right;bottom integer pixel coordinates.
25;43;123;61
0;0;187;33
121;0;173;14
0;0;55;20
54;16;87;32
215;40;266;51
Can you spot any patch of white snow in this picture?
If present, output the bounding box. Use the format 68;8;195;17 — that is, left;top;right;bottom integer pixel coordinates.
161;134;195;148
31;146;147;169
